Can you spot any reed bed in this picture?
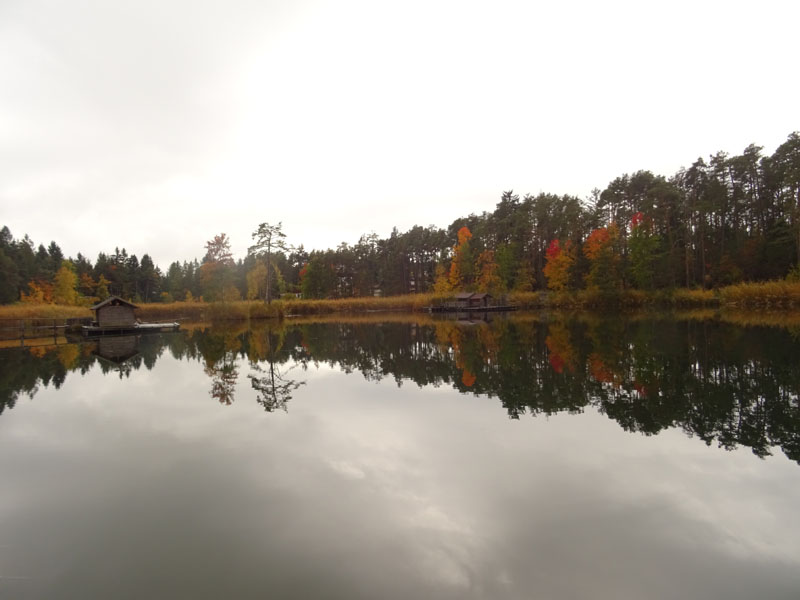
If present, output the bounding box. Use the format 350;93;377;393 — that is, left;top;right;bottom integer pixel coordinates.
0;304;91;320
3;281;800;322
281;293;446;315
510;288;720;309
718;280;800;308
136;300;285;322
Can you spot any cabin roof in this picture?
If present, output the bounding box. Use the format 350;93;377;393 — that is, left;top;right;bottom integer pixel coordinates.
454;292;493;300
90;296;139;310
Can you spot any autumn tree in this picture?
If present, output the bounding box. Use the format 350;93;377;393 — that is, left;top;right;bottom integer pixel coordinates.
583;224;622;291
542;239;575;292
246;262;268;300
200;233;234;301
20;279;53;303
53;260;79;305
448;226;474;290
432;262;453;294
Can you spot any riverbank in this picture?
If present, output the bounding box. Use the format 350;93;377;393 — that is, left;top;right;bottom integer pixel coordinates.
1;280;799;321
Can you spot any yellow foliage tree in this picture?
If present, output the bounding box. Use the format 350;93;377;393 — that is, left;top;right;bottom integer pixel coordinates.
247;262;268;300
222;285;241;302
475;249;504;295
53;261;79;305
543;239;575;292
432;263;453;294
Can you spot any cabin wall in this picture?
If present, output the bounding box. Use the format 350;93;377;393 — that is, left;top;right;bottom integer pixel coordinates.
97;306;136;327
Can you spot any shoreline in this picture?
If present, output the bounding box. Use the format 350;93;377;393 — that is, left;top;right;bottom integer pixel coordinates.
1;280;799;322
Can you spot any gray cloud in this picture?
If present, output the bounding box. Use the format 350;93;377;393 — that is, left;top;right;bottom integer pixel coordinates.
1;1;798;267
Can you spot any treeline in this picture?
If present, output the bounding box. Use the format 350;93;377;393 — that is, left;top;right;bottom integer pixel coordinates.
1;132;799;304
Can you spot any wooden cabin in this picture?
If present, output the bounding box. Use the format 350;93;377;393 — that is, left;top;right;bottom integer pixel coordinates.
454;292;474;308
428;292;512;313
468;293;492;308
453;292;493;309
90;296;139;328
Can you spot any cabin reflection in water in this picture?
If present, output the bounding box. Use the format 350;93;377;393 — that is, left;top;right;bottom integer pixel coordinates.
93;335;140;364
438;311;496;324
91;335;141;377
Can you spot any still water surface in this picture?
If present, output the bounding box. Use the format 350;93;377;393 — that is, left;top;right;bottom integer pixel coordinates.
1;313;799;599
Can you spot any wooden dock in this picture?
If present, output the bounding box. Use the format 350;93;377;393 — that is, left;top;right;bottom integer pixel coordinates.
0;317;91;342
426;304;517;313
81;322;180;336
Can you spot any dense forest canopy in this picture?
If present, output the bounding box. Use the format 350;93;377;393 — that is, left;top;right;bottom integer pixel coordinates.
2;132;799;304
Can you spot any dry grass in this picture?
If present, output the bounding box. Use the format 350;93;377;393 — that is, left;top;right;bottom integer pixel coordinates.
0;304;91;320
719;280;800;308
507;291;543;308
670;288;718;306
136;300;285;322
510;288;719;309
281;293;447;315
286;312;440;326
4;282;800;321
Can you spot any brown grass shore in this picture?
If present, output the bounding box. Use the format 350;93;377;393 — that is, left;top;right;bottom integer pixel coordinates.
1;280;800;323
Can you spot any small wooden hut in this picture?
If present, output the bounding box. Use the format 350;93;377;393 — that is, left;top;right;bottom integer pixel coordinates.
453;292;494;309
468;293;492;308
454;292;474;309
90;296;139;328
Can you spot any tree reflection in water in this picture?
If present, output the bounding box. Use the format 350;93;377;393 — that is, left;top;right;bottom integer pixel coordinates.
2;313;800;463
247;326;305;412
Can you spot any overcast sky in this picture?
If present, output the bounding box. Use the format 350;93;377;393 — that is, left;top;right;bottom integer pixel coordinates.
1;0;798;267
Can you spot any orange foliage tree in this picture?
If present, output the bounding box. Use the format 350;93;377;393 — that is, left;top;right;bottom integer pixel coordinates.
21;279;54;303
448;226;473;290
583;224;622;291
545;322;576;373
543;239;575;291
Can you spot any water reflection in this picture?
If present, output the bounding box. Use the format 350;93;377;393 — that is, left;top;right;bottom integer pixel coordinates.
2;313;800;463
248;327;306;412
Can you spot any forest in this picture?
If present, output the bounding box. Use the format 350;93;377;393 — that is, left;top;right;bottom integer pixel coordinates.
1;131;799;305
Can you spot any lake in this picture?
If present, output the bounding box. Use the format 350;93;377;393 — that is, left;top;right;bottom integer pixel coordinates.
1;312;799;599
